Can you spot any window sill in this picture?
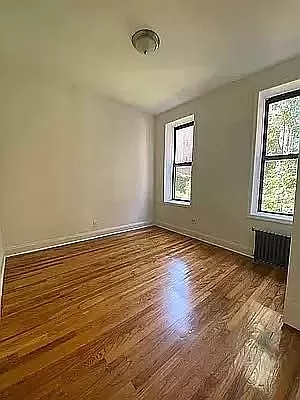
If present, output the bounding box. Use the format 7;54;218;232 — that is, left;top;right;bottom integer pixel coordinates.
163;200;191;208
249;212;293;225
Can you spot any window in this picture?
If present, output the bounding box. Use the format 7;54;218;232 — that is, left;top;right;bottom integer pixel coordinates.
251;84;300;222
172;122;194;202
164;115;194;205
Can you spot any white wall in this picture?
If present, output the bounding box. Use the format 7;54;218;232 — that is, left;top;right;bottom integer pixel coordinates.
284;169;300;331
154;55;300;256
0;66;154;254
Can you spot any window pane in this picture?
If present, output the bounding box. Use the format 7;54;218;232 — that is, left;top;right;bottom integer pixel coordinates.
174;166;192;201
261;159;298;215
175;125;194;163
266;95;300;155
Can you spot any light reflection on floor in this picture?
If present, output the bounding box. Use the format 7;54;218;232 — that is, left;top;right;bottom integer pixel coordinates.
235;301;282;396
165;258;192;337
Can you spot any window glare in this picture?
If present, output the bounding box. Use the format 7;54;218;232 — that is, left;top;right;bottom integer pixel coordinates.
175;126;194;163
266;96;300;156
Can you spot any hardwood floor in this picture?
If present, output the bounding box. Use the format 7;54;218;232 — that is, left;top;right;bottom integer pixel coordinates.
0;226;300;399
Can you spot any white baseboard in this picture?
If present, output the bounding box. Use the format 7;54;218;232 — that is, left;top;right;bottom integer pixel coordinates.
283;304;300;332
5;221;152;257
155;221;252;258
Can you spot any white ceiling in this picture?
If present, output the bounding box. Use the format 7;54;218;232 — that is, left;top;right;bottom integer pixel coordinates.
1;0;300;114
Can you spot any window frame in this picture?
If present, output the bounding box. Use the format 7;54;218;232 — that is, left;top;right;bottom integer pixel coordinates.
257;89;300;217
171;121;194;202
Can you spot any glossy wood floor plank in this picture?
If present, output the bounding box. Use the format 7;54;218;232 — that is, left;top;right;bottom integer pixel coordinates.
0;227;300;399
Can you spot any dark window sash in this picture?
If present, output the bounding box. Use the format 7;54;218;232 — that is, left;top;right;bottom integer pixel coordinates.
257;89;300;216
264;153;299;161
172;121;194;201
266;88;300;105
174;162;193;167
172;164;193;201
259;209;294;217
174;121;195;132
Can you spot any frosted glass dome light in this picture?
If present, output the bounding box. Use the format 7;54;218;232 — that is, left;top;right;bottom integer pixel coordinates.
131;29;160;55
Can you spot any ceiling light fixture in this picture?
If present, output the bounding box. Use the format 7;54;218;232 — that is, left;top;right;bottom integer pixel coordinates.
131;29;160;55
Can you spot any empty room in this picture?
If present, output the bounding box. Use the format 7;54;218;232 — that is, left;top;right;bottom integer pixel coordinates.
1;1;300;399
